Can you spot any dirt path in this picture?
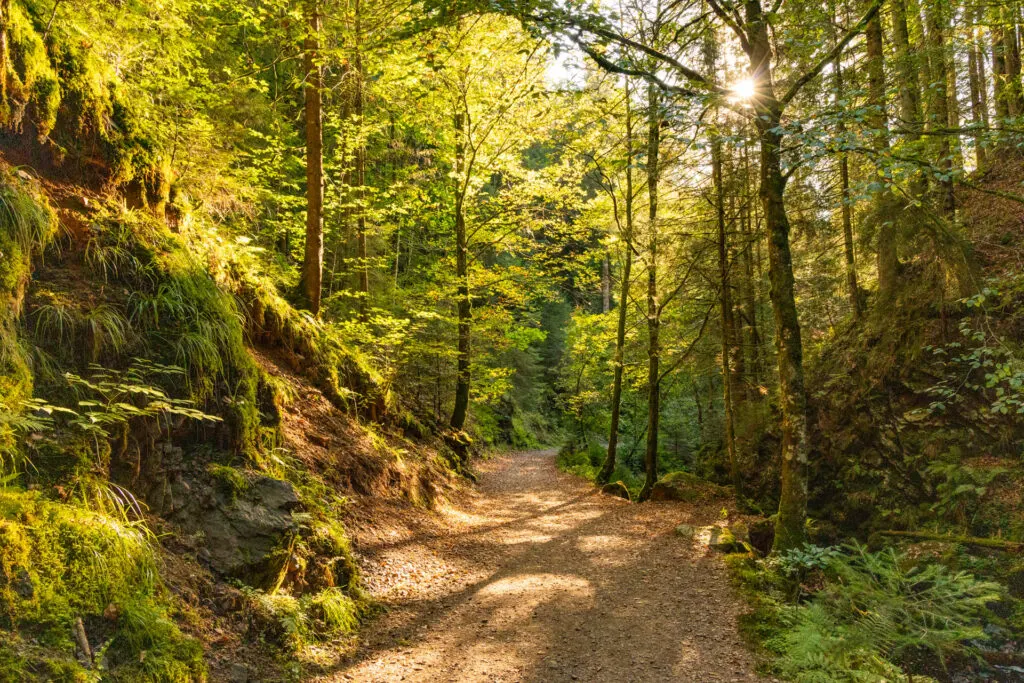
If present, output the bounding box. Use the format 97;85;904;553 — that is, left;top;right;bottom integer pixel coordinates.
325;450;770;683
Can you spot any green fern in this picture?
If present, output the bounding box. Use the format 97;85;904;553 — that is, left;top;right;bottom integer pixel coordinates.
774;544;1002;682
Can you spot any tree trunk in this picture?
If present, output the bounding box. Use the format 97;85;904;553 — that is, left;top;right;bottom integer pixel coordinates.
450;110;471;432
601;253;611;312
1006;7;1024;115
354;0;370;320
638;81;661;503
834;55;861;318
866;4;900;299
714;137;741;493
740;143;763;393
993;11;1011;122
891;0;924;138
743;0;810;551
925;0;955;214
598;77;636;486
968;20;989;169
300;0;324;316
0;0;10;112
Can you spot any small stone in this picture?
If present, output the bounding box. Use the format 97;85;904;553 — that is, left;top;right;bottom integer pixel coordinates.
675;524;696;539
228;663;248;683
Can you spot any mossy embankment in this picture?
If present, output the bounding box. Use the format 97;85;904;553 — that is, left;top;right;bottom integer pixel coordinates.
0;163;457;679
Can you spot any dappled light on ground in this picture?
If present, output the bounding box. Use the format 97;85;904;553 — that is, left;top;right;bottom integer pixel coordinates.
324;450;769;683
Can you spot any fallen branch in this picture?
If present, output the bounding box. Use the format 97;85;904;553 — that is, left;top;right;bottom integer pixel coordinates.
74;617;93;666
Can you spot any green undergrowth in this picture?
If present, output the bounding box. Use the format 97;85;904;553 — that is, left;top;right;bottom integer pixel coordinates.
28;206;271;459
556;443;643;497
807;267;1024;537
220;245;386;418
0;488;204;682
0;171;56;463
727;543;1005;682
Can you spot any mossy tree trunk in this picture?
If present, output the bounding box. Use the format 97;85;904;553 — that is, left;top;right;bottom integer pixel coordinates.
865;3;900;300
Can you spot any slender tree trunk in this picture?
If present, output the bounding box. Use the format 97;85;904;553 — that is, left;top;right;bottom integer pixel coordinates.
598;79;636;486
354;0;370;320
638;80;661;503
742;0;810;550
968;21;989;169
834;55;861;318
993;11;1011;122
601;253;611;313
714;137;741;493
740;143;763;392
450;110;471;432
300;0;324;315
0;0;10;112
1006;7;1024;115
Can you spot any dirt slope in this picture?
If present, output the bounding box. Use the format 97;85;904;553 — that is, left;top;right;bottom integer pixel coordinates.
324;450;770;683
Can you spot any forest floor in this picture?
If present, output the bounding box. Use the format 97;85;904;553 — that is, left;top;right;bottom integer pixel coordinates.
321;450;771;683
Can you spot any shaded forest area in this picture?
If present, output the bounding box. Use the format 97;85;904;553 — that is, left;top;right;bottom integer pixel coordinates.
1;0;1024;679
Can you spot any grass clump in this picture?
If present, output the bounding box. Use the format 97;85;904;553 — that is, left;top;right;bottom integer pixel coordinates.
244;585;363;652
0;488;205;681
0;172;56;462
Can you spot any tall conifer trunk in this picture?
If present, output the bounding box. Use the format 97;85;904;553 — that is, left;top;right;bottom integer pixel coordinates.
301;0;324;315
354;0;370;320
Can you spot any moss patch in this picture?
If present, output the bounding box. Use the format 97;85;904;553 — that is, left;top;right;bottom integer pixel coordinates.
0;488;204;681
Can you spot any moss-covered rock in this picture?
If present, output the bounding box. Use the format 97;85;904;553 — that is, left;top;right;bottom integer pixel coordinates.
600;480;631;501
649;470;732;503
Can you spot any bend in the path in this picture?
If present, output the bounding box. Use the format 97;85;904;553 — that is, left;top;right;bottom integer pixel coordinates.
327;450;768;683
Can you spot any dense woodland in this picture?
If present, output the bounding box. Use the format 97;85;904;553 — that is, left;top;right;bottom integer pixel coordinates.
2;0;1024;679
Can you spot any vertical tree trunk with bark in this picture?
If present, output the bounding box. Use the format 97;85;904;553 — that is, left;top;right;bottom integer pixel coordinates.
714;137;740;492
598;77;636;486
866;5;900;298
300;0;324;315
638;80;661;502
354;0;370;320
1005;8;1024;115
601;254;611;313
969;19;989;169
740;0;811;550
925;0;956;214
450;110;471;432
834;55;861;318
994;11;1011;122
892;0;924;138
